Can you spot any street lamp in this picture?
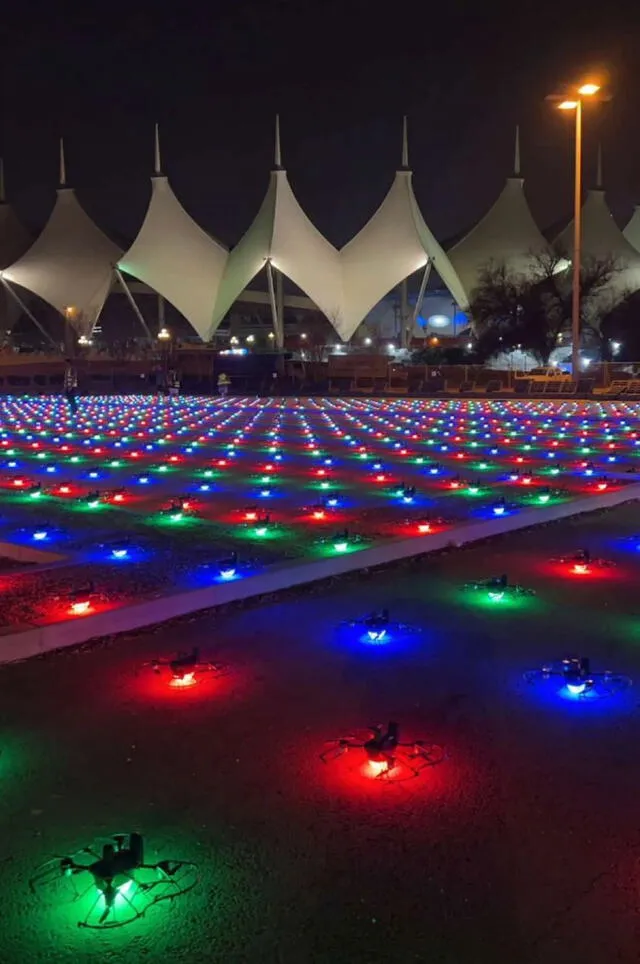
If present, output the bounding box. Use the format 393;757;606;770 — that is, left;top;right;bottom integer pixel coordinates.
547;80;611;376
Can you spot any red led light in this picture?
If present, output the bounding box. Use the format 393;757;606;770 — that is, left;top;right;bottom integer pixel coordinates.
169;672;197;688
417;523;431;533
367;759;390;778
70;600;91;615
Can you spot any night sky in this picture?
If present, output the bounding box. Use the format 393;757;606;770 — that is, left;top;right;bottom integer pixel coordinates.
1;2;639;252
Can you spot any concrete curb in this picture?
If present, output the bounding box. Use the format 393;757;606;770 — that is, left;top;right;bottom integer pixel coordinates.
1;483;639;665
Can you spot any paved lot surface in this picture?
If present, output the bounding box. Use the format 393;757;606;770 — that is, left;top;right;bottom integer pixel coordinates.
1;500;639;963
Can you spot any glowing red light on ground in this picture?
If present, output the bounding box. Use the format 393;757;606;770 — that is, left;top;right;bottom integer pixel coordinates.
169;672;197;688
367;759;390;778
572;563;590;575
245;511;257;521
69;601;91;615
13;479;25;487
313;510;326;519
417;523;432;533
449;481;461;489
113;493;124;503
597;483;608;491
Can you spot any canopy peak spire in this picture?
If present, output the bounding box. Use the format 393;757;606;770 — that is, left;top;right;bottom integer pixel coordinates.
274;114;282;168
154;122;162;175
59;137;67;187
401;115;409;168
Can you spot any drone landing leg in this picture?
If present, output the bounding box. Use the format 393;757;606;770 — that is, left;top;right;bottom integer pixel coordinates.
81;891;104;928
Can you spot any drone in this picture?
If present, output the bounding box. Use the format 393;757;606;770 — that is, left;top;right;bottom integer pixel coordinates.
145;646;225;688
321;721;444;779
66;581;97;615
341;609;421;643
551;547;614;574
463;573;535;601
306;501;336;520
161;497;192;520
80;489;102;508
524;655;631;699
29;832;198;929
217;550;239;579
104;487;127;504
317;528;367;553
391;483;416;502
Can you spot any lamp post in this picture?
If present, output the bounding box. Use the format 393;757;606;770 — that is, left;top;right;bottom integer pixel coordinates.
547;81;610;377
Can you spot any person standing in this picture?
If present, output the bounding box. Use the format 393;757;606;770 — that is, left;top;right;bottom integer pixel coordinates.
217;372;231;397
63;358;78;415
168;369;181;398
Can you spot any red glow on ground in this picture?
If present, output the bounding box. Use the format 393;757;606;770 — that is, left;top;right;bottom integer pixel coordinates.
367;759;390;778
169;671;197;688
134;664;240;704
541;560;619;582
69;601;92;615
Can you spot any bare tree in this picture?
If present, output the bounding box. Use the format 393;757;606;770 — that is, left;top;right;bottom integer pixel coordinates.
469;251;624;364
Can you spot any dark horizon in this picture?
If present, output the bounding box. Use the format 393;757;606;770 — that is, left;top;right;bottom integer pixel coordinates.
1;2;639;251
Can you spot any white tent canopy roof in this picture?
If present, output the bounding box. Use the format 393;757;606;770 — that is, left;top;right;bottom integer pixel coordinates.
3;140;121;333
211;117;343;337
448;128;552;300
214;117;467;341
119;125;228;340
556;189;640;297
341;166;467;339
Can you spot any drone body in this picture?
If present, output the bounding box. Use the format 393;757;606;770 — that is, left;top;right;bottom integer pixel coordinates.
524;655;631;700
321;720;444;780
463;574;535;601
148;647;225;688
